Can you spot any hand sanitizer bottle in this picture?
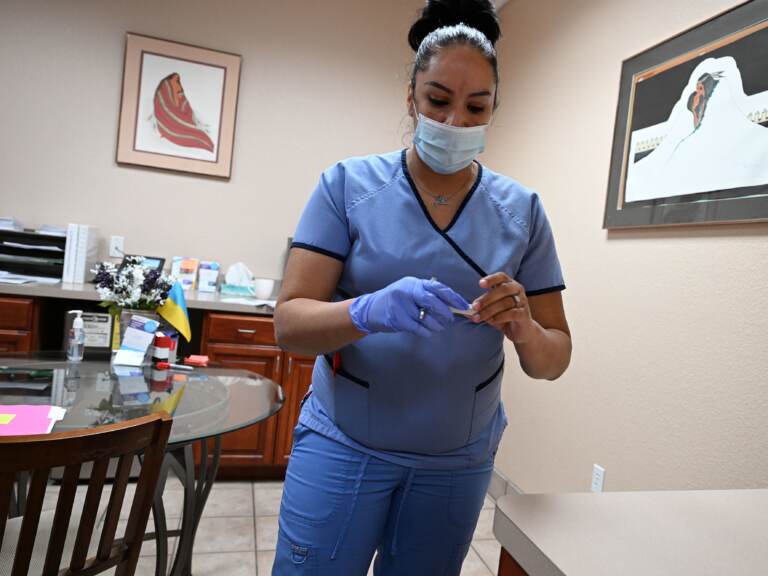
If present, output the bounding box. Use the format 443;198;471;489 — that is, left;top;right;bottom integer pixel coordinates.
67;310;85;362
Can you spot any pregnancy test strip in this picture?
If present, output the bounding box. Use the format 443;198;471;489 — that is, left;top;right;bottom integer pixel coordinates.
450;307;475;317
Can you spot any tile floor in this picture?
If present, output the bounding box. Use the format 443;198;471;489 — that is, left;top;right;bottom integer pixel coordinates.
43;478;500;576
44;478;502;575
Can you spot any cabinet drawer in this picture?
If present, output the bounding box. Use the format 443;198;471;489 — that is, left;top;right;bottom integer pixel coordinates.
205;313;277;345
0;297;35;330
0;330;32;353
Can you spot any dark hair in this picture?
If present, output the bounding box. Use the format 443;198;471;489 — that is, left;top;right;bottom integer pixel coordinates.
408;0;501;105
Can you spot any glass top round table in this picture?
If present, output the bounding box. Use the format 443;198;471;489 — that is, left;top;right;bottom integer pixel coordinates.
0;352;284;445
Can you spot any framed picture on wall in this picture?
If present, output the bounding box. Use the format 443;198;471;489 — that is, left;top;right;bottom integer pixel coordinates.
604;0;768;228
116;33;241;178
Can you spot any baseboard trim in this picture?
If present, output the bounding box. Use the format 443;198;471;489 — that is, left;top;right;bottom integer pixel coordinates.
489;467;523;499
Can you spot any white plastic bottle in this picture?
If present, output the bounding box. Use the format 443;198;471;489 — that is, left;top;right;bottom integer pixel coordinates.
67;310;85;362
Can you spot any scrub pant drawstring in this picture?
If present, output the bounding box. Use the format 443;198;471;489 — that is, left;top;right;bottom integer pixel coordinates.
331;454;370;560
390;467;416;556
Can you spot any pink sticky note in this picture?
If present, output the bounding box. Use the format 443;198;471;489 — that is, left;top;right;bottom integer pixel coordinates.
0;405;58;436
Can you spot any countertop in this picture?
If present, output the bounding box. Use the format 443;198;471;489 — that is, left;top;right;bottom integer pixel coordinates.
493;489;768;576
0;281;276;315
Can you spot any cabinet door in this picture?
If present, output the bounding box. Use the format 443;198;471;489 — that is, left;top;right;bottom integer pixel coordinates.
203;343;283;470
0;297;35;330
273;353;316;466
0;330;32;353
0;297;37;352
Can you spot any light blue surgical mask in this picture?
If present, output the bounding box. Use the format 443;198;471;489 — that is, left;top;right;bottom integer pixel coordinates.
413;112;489;174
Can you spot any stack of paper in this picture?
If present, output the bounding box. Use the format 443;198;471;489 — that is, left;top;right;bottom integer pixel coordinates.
0;405;67;436
37;225;67;237
0;271;61;285
62;223;99;284
0;217;24;231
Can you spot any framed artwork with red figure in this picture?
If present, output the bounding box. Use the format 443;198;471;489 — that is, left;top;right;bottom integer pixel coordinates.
116;33;241;178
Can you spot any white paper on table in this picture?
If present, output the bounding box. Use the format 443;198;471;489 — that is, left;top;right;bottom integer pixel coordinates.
120;315;157;353
46;406;67;433
112;349;146;367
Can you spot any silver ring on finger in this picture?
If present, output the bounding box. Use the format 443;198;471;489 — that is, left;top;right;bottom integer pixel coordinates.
512;293;522;308
418;308;427;321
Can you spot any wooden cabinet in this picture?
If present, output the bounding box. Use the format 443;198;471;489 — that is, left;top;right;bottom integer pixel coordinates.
273;353;314;466
204;342;283;468
200;312;315;477
0;331;33;353
0;297;38;352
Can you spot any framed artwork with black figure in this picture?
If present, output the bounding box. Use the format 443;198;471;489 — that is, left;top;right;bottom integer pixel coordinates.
604;0;768;228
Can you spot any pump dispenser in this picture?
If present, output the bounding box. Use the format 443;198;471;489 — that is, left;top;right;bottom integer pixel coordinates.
67;310;85;362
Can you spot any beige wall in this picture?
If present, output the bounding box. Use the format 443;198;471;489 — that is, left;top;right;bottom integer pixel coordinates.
0;0;422;278
485;0;768;492
3;1;767;493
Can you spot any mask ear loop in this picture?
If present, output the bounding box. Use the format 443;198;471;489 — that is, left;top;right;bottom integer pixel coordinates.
411;98;421;130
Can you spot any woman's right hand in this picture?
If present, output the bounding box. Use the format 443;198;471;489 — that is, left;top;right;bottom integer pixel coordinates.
349;277;469;337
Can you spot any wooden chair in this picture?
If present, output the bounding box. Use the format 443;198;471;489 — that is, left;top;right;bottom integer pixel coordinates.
0;412;172;576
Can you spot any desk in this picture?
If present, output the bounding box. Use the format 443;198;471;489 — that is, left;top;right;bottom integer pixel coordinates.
493;490;768;576
1;353;284;576
0;282;277;315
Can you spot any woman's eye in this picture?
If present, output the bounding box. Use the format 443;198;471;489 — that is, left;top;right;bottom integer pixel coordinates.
428;97;448;107
468;105;485;114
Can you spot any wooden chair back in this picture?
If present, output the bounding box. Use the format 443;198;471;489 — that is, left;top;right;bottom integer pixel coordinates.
0;412;172;576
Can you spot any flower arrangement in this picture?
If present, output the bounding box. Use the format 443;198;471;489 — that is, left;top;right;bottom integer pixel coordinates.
92;256;175;315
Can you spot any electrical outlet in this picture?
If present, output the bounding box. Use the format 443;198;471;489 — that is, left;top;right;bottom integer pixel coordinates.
591;464;605;492
109;235;124;258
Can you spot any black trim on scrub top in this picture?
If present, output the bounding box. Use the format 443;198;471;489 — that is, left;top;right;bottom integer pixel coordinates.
475;360;504;392
323;354;370;388
526;284;566;297
401;149;488;278
291;242;346;263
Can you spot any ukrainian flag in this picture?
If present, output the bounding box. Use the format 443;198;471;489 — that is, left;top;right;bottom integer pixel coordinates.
158;281;191;342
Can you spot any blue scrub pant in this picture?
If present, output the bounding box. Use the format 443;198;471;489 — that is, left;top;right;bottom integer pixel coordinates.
272;423;494;575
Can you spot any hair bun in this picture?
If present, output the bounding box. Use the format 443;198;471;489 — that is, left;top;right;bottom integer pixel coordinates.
408;0;501;51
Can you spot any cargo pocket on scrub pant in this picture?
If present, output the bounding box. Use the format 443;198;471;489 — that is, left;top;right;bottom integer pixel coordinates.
274;534;316;574
332;369;369;444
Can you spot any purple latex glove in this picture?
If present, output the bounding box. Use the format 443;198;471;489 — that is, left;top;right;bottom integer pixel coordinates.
349;277;470;337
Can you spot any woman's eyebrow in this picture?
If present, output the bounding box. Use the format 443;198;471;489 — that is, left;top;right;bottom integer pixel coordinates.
425;80;453;94
424;81;491;98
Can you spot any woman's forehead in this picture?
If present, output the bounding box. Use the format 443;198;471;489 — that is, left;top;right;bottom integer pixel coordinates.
417;46;494;84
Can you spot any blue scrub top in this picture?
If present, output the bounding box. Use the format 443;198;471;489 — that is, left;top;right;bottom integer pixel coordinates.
291;149;564;470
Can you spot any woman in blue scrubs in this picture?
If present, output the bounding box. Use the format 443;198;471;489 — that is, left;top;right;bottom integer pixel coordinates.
273;0;572;574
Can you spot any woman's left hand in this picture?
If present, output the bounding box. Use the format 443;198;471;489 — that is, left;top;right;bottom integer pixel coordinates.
471;272;536;342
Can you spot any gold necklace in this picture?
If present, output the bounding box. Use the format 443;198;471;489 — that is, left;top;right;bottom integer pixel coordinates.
412;163;475;207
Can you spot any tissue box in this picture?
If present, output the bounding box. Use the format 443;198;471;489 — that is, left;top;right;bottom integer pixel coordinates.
220;283;256;296
198;261;220;293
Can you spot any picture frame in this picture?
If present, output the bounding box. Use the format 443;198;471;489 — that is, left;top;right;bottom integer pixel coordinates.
116;33;241;178
604;1;768;229
118;255;165;272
